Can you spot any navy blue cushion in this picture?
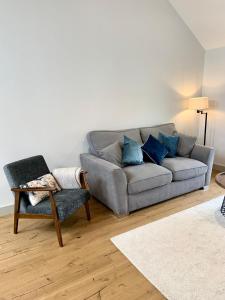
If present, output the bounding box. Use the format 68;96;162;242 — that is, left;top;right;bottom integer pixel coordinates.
141;135;168;165
26;189;90;221
158;132;179;158
122;136;143;166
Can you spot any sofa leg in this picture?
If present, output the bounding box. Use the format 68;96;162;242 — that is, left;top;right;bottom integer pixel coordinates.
202;186;209;191
114;212;129;218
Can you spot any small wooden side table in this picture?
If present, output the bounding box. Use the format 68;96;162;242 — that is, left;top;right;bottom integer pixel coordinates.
215;172;225;215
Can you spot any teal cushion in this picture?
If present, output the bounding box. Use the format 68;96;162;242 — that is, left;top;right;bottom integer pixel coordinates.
158;132;179;158
122;136;143;166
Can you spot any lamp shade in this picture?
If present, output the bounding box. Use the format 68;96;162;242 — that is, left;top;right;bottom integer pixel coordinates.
189;97;209;110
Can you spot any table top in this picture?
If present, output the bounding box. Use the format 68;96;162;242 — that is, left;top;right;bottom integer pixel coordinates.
215;172;225;189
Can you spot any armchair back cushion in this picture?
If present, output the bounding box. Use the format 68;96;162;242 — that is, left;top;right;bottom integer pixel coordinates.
4;155;50;211
4;155;50;188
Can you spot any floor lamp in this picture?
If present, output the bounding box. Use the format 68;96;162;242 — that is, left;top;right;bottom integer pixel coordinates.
189;97;209;146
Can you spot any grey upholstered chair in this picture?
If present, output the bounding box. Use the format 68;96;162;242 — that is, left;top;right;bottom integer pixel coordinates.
3;155;91;247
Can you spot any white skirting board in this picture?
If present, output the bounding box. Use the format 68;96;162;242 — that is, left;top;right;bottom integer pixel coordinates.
214;163;225;172
0;205;13;216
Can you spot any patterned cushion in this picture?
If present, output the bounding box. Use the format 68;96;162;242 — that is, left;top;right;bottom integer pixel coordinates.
20;174;61;206
26;189;90;221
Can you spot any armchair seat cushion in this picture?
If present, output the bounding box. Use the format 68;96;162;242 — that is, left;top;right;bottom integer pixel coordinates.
123;163;172;194
26;189;90;221
161;157;208;181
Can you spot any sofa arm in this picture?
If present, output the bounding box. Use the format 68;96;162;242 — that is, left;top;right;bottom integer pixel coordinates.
190;144;215;186
80;153;128;215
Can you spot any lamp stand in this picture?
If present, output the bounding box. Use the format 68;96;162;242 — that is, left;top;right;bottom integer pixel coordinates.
197;109;208;146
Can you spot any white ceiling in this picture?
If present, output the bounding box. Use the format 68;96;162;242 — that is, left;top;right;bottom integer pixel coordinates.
169;0;225;50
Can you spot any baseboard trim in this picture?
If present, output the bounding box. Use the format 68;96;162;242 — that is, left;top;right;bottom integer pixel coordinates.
0;169;223;217
0;205;14;216
213;164;225;172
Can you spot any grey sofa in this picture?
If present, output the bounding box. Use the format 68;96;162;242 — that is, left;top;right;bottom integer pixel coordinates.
80;123;215;216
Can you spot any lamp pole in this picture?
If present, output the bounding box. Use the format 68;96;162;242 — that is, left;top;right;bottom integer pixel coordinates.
197;110;208;146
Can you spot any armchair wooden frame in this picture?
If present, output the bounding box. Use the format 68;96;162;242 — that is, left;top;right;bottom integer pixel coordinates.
11;171;91;247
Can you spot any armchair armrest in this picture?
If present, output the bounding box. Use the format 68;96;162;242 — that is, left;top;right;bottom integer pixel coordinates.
11;187;56;192
190;144;215;186
80;171;89;190
80;153;128;215
11;186;57;215
12;187;58;220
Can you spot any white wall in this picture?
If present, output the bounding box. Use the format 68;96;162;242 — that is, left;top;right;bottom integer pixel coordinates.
168;0;225;50
0;0;204;208
203;47;225;167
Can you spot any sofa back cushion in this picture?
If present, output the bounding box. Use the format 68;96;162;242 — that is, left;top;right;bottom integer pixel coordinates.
140;123;177;143
87;128;142;156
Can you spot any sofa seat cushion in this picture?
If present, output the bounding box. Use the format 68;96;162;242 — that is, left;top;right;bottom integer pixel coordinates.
161;157;208;181
26;189;90;221
123;163;172;194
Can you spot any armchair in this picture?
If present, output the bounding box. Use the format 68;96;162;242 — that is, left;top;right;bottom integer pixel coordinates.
4;155;91;247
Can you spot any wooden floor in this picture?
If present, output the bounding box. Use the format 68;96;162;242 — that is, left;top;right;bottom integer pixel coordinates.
0;171;224;300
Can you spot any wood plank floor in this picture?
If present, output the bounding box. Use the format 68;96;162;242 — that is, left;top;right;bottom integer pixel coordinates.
0;171;224;300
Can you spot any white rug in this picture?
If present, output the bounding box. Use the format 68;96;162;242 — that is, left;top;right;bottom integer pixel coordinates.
111;196;225;300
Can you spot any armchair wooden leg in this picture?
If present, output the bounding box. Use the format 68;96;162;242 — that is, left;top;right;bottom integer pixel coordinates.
49;191;63;247
14;215;19;234
14;191;20;234
84;201;91;221
53;217;63;247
